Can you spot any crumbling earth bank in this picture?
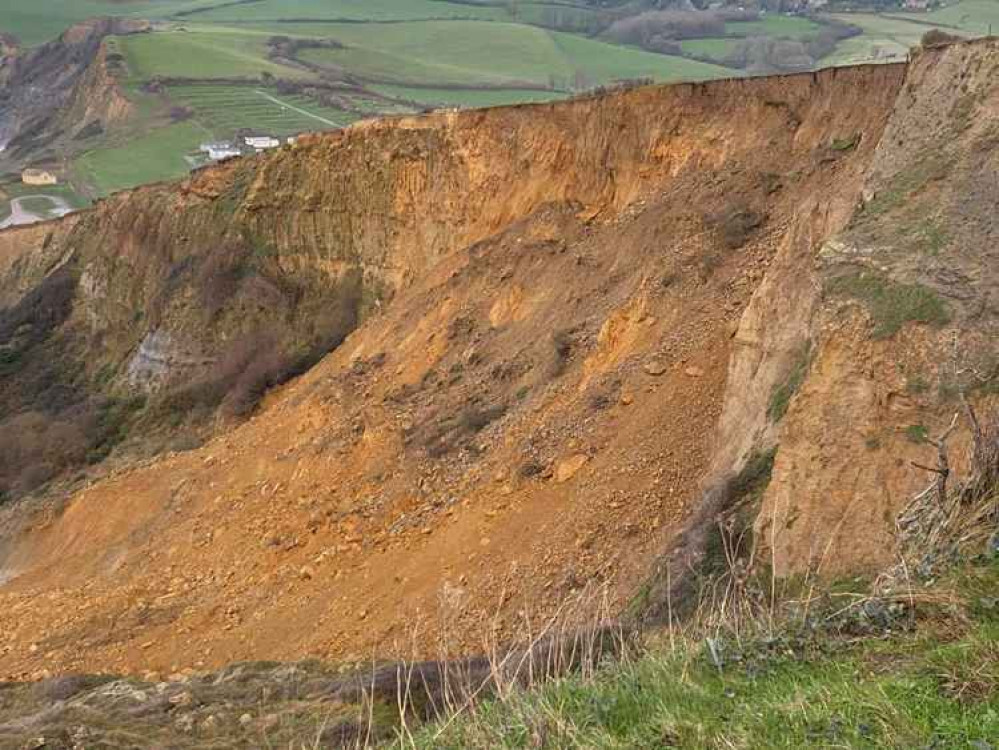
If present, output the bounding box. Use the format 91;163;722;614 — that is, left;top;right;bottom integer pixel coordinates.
2;43;995;680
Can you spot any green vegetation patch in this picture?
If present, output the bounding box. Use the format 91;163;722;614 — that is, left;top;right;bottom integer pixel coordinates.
830;133;860;152
166;83;353;138
680;37;739;61
405;620;999;748
75;121;207;196
299;21;728;90
371;84;564;109
857;157;952;221
905;217;951;256
120;28;309;80
826;272;950;339
181;0;508;23
549;30;729;87
768;342;811;423
405;558;999;749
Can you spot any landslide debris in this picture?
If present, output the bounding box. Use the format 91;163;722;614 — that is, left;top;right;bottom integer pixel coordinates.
0;52;911;681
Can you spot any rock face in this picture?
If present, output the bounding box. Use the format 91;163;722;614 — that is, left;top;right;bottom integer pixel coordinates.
0;41;997;680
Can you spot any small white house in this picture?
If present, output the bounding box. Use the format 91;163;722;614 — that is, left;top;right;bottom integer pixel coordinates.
200;142;241;161
244;135;280;151
208;146;242;161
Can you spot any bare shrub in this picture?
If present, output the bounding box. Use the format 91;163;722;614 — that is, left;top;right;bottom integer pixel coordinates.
221;345;289;419
725;37;813;73
706;204;765;250
922;29;963;48
419;402;507;458
547;328;576;378
193;242;247;320
0;410;91;499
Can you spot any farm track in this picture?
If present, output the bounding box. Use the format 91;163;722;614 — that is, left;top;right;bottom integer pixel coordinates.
0;195;72;229
252;89;346;127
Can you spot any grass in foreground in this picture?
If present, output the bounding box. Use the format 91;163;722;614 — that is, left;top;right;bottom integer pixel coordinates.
400;560;999;749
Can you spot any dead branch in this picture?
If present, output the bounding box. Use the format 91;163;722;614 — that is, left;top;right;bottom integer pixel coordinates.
910;461;947;476
923;413;959;503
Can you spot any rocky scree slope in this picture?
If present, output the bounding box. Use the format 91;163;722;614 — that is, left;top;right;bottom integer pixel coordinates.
0;43;995;681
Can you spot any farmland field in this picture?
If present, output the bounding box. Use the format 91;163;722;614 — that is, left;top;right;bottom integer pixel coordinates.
681;38;740;62
299;21;729;89
3;0;999;199
175;0;508;23
119;28;311;80
0;0;203;45
824;13;946;65
298;21;573;88
75;121;209;196
894;0;999;35
728;15;822;37
371;84;565;109
166;83;358;136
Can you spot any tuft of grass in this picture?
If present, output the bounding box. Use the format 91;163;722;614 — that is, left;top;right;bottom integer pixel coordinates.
905;424;930;444
403;582;999;749
830;133;860;151
855;157;951;221
826;272;950;339
906;218;950;256
768;342;811;423
730;447;777;501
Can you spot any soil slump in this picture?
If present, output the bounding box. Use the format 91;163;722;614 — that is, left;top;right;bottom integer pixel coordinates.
4;43;989;680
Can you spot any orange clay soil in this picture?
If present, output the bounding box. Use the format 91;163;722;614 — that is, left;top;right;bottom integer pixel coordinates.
0;58;924;680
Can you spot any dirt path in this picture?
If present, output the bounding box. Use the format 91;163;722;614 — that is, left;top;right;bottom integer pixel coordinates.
0;194;72;229
253;90;345;127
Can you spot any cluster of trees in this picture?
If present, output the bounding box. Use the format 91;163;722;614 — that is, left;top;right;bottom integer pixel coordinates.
601;5;860;73
720;18;859;72
605;10;731;53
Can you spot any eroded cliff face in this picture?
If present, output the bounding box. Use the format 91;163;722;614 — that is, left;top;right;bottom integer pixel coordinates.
5;64;907;404
756;40;999;577
2;45;993;679
0;18;145;164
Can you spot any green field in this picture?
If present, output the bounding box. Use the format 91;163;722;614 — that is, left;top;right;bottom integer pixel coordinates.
166;83;358;136
372;84;566;109
823;0;999;66
180;0;508;22
75;121;209;195
728;14;822;37
824;13;943;65
896;0;999;34
300;21;729;89
5;0;998;199
681;37;741;61
119;28;310;80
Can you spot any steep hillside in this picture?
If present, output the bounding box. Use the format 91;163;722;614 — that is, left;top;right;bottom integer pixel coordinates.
0;18;146;168
0;41;996;688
